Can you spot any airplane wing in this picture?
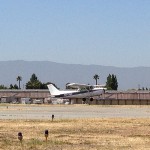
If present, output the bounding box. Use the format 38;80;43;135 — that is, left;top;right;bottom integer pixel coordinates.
66;83;92;89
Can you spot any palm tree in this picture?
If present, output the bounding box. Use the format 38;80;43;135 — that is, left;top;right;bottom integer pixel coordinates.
16;76;22;89
93;74;99;85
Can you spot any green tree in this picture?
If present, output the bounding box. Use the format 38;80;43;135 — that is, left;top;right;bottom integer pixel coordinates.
111;74;118;90
106;74;112;90
41;82;52;89
14;84;19;89
9;84;14;89
106;74;118;90
9;84;19;89
0;85;7;89
93;74;99;85
26;74;42;89
30;74;37;82
17;76;22;89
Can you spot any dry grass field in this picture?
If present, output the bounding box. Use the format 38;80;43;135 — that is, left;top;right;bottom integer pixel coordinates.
0;118;150;150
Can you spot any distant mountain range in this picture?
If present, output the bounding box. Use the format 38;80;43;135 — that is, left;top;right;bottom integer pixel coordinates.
0;60;150;90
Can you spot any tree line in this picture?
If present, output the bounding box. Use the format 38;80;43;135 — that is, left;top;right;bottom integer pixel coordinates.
0;73;118;90
93;74;118;90
0;74;52;90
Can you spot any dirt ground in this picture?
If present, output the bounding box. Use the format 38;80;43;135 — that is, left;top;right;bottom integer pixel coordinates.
0;104;150;119
0;118;150;150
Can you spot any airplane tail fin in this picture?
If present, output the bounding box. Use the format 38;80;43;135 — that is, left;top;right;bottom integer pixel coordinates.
47;84;60;96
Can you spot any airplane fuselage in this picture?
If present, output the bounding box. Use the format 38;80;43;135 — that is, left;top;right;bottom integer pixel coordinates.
52;89;104;99
47;84;105;100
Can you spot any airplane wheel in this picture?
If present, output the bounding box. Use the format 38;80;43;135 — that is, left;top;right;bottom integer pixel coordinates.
90;98;93;101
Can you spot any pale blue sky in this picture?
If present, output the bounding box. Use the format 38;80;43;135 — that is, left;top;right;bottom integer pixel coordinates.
0;0;150;67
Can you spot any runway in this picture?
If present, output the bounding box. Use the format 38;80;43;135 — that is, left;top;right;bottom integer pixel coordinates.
0;105;150;119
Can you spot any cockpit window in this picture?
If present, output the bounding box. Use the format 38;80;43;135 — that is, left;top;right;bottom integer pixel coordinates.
79;87;88;91
79;86;93;91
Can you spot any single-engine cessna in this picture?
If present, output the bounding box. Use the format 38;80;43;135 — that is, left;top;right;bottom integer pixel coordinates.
47;83;106;101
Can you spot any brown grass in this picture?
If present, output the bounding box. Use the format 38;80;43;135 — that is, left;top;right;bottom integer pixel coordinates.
0;118;150;150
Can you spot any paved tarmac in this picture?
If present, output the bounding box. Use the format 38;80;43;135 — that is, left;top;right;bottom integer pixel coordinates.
0;105;150;119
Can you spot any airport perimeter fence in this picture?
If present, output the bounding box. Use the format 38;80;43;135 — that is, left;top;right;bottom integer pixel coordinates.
99;92;150;105
0;90;150;105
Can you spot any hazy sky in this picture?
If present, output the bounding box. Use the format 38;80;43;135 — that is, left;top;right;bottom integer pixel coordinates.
0;0;150;67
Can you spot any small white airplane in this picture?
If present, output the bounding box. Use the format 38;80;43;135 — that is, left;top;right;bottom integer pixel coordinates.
47;83;106;101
